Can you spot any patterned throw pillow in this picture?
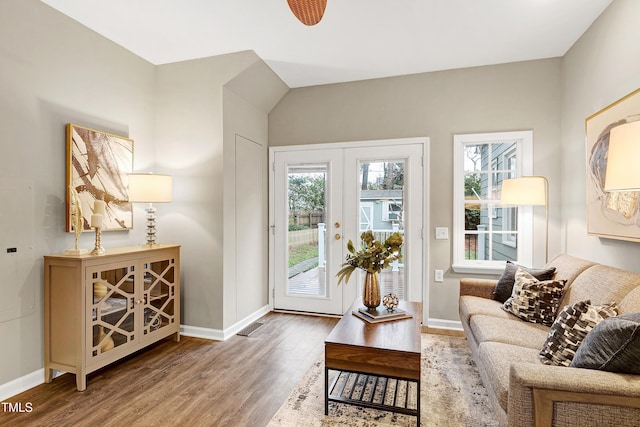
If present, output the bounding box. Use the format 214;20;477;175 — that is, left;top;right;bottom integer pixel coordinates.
493;261;556;303
539;300;618;366
503;268;566;325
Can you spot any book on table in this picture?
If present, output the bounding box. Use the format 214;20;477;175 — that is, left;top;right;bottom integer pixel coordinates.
353;306;412;323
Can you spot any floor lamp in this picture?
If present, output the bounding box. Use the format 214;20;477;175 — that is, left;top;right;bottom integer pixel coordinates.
500;176;549;263
128;173;173;247
604;121;640;192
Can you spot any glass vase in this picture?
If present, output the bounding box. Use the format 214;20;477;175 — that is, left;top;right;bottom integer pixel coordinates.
363;271;381;311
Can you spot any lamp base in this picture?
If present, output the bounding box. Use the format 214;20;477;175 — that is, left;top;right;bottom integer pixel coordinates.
90;246;106;256
144;205;158;246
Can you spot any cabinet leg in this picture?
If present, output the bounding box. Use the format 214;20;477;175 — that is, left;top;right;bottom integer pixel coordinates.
173;331;181;342
44;368;53;383
76;375;87;392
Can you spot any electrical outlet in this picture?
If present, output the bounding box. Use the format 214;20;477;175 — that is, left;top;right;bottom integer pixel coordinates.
434;269;444;282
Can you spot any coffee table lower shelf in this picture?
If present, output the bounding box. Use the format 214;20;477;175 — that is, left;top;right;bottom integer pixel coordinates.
325;368;420;422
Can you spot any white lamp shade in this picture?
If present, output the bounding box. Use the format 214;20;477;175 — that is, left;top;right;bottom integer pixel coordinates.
604;121;640;192
500;177;547;206
128;173;173;203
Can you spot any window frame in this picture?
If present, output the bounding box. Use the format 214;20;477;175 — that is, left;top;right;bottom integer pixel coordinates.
501;148;518;247
452;130;534;274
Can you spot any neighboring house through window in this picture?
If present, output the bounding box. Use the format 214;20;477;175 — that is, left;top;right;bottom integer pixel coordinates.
452;130;534;274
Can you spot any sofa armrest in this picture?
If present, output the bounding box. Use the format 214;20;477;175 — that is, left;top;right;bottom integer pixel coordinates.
459;278;497;299
508;363;640;427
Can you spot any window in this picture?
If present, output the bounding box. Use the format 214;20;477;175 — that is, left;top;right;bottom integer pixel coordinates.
452;131;534;274
382;201;402;222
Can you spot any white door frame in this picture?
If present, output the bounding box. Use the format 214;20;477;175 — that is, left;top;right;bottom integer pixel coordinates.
269;137;430;321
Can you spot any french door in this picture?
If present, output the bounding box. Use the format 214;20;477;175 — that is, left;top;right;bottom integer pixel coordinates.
270;139;425;315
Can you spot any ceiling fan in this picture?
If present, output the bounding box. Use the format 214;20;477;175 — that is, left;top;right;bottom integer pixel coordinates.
287;0;327;26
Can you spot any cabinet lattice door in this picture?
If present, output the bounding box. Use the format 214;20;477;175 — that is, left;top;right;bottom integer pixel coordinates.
89;263;137;360
142;257;177;338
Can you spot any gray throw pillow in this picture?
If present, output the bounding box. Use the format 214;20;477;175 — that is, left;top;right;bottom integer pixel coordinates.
493;260;556;303
571;312;640;374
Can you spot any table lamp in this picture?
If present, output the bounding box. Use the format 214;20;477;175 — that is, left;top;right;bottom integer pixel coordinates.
128;173;173;246
500;176;549;262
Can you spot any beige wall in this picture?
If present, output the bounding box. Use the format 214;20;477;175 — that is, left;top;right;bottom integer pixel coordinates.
152;52;287;331
0;0;155;385
153;52;256;330
0;0;286;391
222;60;288;327
560;0;640;269
269;59;563;322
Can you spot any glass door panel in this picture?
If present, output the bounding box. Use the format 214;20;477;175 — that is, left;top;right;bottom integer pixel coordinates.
142;257;177;337
343;143;423;304
286;165;327;297
358;160;406;299
89;265;136;359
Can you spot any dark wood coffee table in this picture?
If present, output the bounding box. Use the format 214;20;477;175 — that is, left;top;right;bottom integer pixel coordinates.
324;298;422;425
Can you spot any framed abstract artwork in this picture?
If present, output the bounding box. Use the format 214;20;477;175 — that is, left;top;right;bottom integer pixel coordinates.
66;124;134;232
586;88;640;241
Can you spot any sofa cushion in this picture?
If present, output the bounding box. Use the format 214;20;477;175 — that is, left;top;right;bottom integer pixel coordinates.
459;295;514;324
470;314;550;350
503;269;566;326
477;341;542;412
539;300;618;367
571;312;640;374
493;260;556;303
560;265;640;310
619;286;640;315
544;254;596;288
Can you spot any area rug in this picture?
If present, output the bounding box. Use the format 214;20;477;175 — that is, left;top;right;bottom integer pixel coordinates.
267;333;499;427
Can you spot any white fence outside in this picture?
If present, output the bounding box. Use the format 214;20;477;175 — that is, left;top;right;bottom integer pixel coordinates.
288;228;318;246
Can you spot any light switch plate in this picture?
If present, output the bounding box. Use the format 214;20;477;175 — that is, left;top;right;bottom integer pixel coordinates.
435;227;449;240
434;269;444;282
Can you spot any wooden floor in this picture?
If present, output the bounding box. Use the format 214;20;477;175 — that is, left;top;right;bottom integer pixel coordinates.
1;312;338;427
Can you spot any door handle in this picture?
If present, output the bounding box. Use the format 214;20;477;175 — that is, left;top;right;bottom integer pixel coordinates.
335;233;341;240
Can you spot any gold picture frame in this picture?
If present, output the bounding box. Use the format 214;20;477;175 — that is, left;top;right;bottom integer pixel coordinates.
66;124;133;232
586;88;640;241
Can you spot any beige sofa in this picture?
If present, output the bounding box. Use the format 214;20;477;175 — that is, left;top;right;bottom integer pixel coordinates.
459;254;640;426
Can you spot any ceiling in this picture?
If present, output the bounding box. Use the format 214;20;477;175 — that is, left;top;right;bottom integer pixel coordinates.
40;0;612;88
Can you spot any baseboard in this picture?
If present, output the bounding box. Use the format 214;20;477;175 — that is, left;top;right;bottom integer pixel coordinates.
180;324;225;341
0;369;64;402
180;304;271;341
426;317;463;331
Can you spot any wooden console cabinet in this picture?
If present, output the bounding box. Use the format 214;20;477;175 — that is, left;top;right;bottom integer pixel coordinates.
44;244;180;391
